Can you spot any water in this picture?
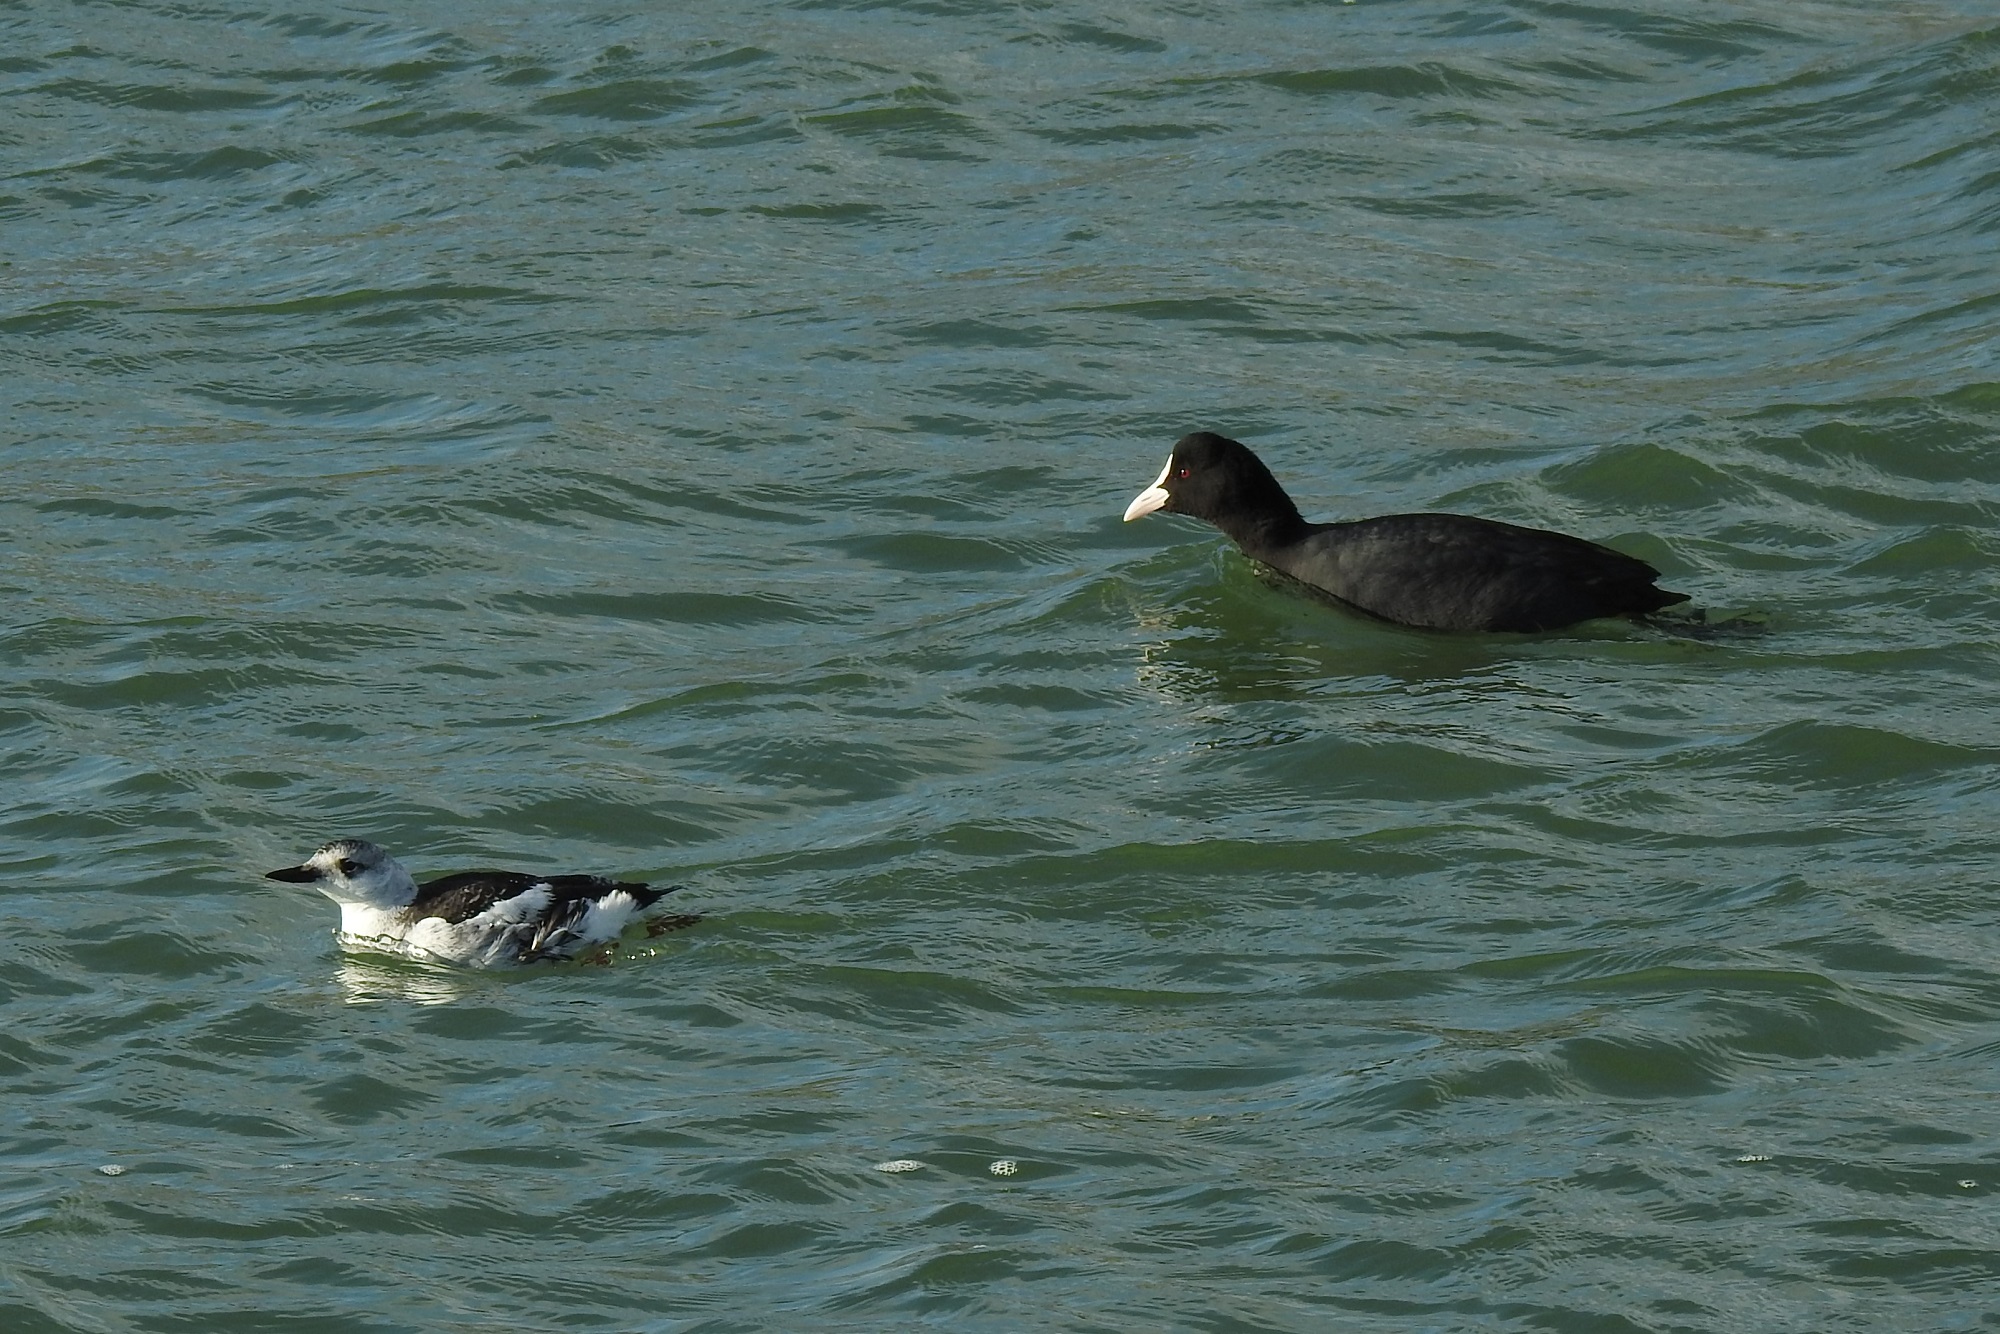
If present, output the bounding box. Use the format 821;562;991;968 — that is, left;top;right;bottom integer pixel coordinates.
6;0;2000;1328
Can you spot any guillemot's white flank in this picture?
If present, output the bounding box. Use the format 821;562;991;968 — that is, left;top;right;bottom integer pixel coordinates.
265;838;696;967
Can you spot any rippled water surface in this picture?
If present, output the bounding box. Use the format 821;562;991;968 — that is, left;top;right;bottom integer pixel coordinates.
7;0;2000;1329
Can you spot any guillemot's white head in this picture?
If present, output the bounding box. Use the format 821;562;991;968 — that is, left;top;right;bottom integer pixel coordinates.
265;838;419;911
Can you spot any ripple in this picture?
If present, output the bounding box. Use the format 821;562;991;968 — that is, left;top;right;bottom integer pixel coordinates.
531;78;706;121
34;77;285;113
6;2;2000;1330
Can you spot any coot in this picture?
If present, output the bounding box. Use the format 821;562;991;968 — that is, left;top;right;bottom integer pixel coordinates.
1123;431;1687;632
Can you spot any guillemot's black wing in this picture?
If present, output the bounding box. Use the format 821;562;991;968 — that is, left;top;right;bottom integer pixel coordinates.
523;878;685;960
408;870;552;924
410;872;673;925
541;875;669;912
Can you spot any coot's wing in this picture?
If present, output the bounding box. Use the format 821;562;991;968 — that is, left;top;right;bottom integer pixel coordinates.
1283;514;1683;632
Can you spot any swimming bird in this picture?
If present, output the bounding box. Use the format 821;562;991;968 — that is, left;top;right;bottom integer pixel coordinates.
265;838;696;966
1123;431;1688;632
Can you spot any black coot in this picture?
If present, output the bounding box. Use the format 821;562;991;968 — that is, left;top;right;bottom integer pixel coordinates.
1123;431;1688;633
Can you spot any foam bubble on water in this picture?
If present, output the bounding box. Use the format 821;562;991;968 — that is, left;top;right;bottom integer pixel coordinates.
988;1158;1019;1177
98;1164;126;1176
873;1158;926;1174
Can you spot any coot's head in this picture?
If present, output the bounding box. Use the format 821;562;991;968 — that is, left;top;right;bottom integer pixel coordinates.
266;838;418;910
1122;431;1298;528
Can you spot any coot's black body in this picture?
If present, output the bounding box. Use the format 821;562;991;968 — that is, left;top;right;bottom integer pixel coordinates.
1123;432;1687;633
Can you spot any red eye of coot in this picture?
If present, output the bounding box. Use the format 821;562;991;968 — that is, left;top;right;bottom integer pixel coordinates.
1177;467;1191;479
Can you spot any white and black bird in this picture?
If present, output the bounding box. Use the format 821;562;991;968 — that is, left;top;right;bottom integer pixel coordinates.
265;838;696;966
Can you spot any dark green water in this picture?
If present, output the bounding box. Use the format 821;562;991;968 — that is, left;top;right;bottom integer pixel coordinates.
6;1;2000;1329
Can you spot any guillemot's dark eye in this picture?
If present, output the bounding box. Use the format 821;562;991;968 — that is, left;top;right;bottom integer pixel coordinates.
337;859;359;876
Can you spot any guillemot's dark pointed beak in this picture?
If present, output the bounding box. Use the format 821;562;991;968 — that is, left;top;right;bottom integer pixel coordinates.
1123;455;1173;522
265;864;320;883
